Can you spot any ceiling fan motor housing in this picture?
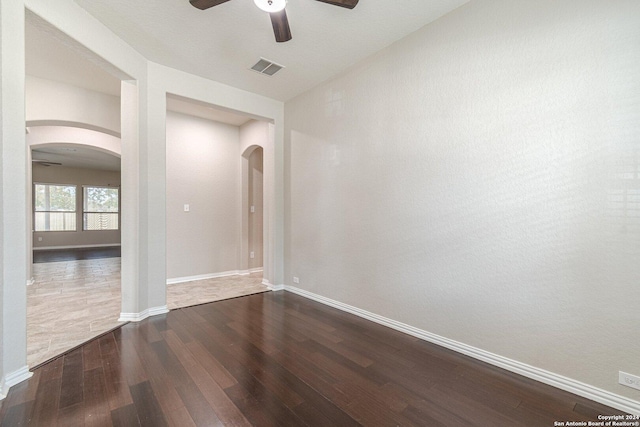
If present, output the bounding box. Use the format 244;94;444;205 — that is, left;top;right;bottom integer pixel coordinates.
190;0;359;43
254;0;286;13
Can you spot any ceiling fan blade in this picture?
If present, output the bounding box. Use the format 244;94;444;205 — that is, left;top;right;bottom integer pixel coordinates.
32;160;62;166
189;0;232;11
270;10;292;43
315;0;359;9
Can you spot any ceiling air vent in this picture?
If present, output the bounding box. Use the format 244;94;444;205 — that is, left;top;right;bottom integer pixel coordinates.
251;58;284;76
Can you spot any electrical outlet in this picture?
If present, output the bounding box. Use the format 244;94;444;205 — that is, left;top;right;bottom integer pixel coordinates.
619;371;640;391
38;237;42;242
293;277;300;284
250;205;255;213
184;204;190;212
250;251;255;259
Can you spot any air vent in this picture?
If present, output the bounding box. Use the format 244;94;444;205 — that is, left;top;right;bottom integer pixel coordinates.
250;58;284;76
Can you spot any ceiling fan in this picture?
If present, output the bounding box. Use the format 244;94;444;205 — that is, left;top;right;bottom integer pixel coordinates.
32;159;62;167
189;0;359;43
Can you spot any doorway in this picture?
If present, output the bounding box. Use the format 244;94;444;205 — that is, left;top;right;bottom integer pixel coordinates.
25;16;126;367
28;143;123;367
245;145;264;273
164;96;269;308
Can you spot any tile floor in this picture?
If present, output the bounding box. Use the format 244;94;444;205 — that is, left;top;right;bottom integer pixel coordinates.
166;273;268;310
28;258;268;367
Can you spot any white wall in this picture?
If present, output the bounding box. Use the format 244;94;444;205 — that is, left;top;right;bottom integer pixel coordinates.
0;0;29;399
26;75;121;135
1;0;284;400
285;0;640;406
27;126;121;156
166;111;240;279
32;165;121;248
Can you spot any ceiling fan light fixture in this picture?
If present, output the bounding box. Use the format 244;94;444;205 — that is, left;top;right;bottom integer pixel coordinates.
253;0;286;13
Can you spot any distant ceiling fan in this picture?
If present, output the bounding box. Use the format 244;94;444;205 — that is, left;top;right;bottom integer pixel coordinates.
189;0;359;43
32;159;62;167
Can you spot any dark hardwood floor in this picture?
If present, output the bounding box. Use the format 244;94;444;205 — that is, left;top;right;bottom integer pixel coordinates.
33;247;121;263
0;291;625;426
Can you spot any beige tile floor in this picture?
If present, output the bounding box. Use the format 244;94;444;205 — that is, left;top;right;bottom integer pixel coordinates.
28;258;268;367
166;272;267;310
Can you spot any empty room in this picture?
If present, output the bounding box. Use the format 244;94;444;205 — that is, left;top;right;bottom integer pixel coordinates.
1;0;639;425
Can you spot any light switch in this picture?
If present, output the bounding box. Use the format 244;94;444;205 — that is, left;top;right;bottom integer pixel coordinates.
250;205;255;213
184;204;190;212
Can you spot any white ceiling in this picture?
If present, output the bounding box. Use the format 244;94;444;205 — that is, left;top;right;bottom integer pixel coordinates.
32;144;121;172
26;0;468;170
26;19;255;126
166;95;253;126
71;0;469;101
26;19;122;96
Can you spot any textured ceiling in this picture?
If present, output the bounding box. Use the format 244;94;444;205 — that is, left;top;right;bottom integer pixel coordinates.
32;144;121;172
26;19;122;96
26;19;254;127
72;0;468;101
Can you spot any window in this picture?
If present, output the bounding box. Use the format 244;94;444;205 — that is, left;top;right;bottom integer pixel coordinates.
83;186;119;230
34;184;77;231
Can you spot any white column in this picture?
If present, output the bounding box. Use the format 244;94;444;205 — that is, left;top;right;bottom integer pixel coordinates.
144;68;167;313
0;0;32;399
240;154;250;273
272;118;285;286
120;80;142;318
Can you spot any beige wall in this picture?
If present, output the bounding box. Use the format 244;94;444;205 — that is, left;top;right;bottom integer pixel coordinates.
285;0;640;403
166;111;241;280
32;164;121;248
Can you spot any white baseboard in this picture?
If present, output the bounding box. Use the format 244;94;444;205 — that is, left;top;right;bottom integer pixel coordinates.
283;285;640;416
149;305;170;316
262;278;284;291
235;268;264;276
167;270;247;285
0;366;33;401
33;243;121;251
118;305;169;322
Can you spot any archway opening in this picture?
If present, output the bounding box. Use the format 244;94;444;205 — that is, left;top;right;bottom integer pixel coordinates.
243;145;264;274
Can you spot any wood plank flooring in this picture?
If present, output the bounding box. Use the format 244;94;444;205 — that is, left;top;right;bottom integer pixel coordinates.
1;291;626;426
33;247;122;264
28;255;266;368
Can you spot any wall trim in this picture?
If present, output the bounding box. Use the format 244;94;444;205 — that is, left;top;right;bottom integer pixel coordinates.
283;285;640;415
118;305;169;322
0;366;33;401
262;278;284;291
33;243;121;251
249;268;264;274
168;270;255;285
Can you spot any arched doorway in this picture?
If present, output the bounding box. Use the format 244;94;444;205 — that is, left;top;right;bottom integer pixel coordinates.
27;137;123;367
243;145;264;274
